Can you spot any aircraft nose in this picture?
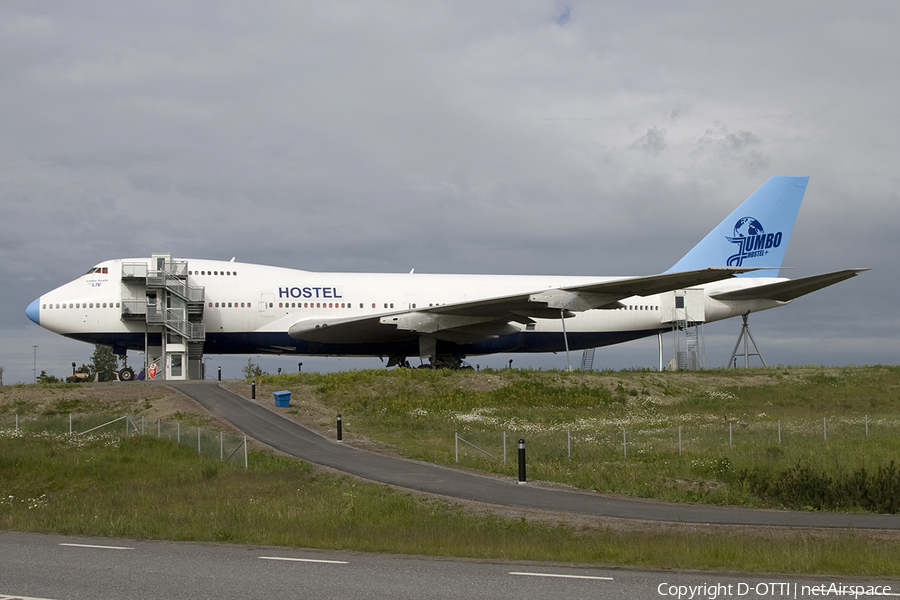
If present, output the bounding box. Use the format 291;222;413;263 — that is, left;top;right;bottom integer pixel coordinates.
26;298;40;325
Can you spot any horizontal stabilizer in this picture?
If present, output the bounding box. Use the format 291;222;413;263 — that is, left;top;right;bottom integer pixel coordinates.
710;269;869;302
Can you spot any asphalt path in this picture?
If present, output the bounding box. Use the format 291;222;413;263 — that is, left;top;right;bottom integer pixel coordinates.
169;381;900;530
3;532;897;600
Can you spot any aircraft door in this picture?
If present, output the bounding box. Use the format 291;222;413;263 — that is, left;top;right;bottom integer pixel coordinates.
259;293;275;318
402;293;418;311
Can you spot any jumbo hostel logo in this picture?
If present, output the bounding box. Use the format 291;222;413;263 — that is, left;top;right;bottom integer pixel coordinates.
726;217;783;267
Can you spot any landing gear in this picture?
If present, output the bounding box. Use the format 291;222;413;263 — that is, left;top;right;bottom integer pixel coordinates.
386;356;410;368
117;350;135;381
424;355;472;370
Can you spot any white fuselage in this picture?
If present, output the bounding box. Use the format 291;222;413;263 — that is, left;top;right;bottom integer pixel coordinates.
30;257;785;360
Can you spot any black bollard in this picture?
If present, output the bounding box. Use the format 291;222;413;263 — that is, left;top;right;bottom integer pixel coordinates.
251;381;256;400
217;366;222;381
337;414;343;442
517;439;526;484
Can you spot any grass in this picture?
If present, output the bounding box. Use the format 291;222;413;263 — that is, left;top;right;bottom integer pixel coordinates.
3;365;900;575
257;365;900;512
2;426;900;576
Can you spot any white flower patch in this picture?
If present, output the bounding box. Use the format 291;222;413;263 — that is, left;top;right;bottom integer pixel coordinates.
0;428;25;439
0;493;49;510
450;408;503;427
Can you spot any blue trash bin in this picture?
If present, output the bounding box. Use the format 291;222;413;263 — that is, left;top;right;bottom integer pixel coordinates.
273;390;291;408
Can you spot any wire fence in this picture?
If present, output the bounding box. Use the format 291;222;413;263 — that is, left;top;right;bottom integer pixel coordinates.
453;414;900;465
3;413;248;468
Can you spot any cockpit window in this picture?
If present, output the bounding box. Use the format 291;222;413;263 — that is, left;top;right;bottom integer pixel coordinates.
83;267;109;275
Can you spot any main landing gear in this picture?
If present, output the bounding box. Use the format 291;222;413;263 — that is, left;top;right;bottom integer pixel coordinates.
387;355;472;370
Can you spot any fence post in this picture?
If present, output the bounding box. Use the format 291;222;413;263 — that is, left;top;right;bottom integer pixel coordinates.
197;426;201;455
455;432;459;463
866;414;869;437
15;414;18;432
824;417;827;442
517;439;526;484
157;418;161;438
243;435;248;469
69;414;72;435
177;422;180;444
503;431;506;464
567;429;571;458
220;431;224;460
141;416;144;435
729;422;733;447
623;427;627;459
778;420;781;444
678;426;682;456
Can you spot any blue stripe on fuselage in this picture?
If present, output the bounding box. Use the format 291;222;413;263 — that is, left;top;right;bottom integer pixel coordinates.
63;329;667;357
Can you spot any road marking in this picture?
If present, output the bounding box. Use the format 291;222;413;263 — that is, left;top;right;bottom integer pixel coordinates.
509;571;614;581
1;594;60;600
58;543;134;550
259;556;349;565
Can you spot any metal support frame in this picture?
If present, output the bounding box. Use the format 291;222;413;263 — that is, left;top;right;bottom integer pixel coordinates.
727;313;768;368
560;310;572;371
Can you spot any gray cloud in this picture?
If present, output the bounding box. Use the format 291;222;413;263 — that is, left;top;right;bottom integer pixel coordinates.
629;127;668;156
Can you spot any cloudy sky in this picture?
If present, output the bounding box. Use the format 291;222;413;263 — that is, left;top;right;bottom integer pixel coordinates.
2;1;898;382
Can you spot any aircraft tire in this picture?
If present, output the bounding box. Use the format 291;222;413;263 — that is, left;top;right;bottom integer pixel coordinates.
119;367;135;382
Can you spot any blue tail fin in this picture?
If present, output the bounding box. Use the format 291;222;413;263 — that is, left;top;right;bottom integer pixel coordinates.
665;176;808;277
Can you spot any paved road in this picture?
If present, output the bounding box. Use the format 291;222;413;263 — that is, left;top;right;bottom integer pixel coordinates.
170;381;900;530
3;532;897;600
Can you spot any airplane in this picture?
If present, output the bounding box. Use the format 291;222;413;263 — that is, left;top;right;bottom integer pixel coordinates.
26;176;867;380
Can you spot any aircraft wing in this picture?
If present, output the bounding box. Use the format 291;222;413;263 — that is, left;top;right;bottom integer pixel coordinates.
709;269;869;302
289;267;755;343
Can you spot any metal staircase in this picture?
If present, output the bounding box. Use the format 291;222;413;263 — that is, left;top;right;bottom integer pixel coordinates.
121;256;205;379
121;260;205;341
674;322;701;370
580;347;596;371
